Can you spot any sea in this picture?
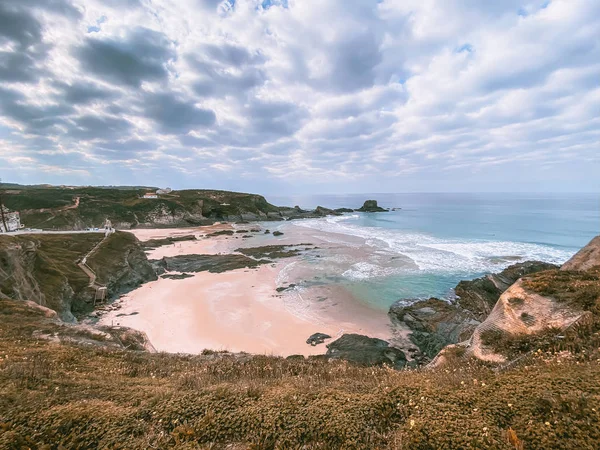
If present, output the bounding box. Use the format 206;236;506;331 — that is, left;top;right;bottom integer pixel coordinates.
265;193;600;311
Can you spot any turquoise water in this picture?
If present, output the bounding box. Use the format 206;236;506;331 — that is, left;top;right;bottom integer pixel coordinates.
268;193;599;310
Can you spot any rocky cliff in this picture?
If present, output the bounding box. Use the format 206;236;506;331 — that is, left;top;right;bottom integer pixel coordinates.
0;232;156;322
433;236;600;367
388;261;557;361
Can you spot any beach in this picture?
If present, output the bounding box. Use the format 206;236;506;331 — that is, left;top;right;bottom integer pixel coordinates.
98;223;394;356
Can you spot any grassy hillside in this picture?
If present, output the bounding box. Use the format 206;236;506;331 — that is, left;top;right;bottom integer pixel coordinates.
0;184;282;230
1;297;599;449
0;232;155;321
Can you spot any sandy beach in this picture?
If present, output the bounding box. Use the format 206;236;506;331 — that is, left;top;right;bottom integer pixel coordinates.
98;223;394;356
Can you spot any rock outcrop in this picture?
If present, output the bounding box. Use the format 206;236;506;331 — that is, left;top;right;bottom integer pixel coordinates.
454;261;558;319
306;332;331;346
356;200;387;212
389;261;557;361
561;235;600;271
433;236;600;367
326;334;406;369
0;232;156;322
389;298;480;359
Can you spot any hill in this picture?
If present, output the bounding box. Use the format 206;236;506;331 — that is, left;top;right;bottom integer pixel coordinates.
0;184;358;230
0;232;156;322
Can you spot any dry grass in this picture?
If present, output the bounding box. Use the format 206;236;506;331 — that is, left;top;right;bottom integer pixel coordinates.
1;299;600;449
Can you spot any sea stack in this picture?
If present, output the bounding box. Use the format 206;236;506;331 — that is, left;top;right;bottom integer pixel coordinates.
356;200;387;212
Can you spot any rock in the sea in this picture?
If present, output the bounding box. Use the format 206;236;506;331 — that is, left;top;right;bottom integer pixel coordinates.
326;334;406;369
306;332;332;346
334;208;355;213
273;231;284;236
356;200;387;212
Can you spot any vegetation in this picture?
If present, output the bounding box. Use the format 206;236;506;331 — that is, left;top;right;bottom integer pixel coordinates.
0;234;102;319
522;268;600;311
1;297;600;449
0;184;281;230
0;232;154;321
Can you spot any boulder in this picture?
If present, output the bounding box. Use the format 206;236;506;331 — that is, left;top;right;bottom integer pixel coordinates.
273;231;284;236
326;334;406;369
389;298;480;359
334;208;354;213
356;200;387;212
306;332;332;346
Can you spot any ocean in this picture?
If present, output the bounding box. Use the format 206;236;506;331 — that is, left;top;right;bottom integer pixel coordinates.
266;193;600;310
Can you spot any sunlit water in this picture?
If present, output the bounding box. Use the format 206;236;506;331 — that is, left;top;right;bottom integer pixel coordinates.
264;193;599;310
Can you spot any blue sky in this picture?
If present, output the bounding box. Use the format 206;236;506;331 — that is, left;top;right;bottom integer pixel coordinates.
0;0;598;194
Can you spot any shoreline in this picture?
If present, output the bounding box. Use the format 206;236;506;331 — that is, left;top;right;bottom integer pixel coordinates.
98;223;395;357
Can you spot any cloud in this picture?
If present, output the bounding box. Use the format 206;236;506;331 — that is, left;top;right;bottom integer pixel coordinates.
0;0;598;193
75;27;175;87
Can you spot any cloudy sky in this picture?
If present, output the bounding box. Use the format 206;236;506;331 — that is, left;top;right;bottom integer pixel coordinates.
0;0;598;194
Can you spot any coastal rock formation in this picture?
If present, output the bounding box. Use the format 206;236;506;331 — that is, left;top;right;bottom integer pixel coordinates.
1;296;155;352
152;254;267;274
389;298;480;359
433;236;600;366
0;232;156;322
326;333;406;369
356;200;387;212
306;332;331;346
561;235;600;271
389;261;559;361
454;261;558;319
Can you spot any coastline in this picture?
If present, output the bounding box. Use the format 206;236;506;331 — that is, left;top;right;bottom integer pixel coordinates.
98;223;394;356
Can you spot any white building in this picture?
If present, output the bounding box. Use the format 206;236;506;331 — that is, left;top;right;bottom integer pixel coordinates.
0;206;22;232
156;187;172;195
142;193;158;199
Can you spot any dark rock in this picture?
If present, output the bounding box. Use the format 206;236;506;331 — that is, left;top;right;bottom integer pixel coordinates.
326;334;406;369
334;208;354;213
273;231;284;236
143;234;197;249
389;298;480;359
455;261;558;319
356;200;387;212
264;230;271;234
235;230;249;233
306;332;332;346
276;283;297;292
286;354;305;361
250;228;261;232
206;229;235;237
161;273;194;280
152;254;269;274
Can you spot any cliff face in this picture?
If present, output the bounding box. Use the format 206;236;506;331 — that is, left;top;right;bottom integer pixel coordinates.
433;236;600;367
561;235;600;271
389;261;557;361
0;232;156;322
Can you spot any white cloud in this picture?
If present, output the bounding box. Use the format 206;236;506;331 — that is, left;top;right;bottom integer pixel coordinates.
0;0;598;193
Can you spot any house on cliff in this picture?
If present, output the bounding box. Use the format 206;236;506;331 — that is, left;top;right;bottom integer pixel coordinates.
0;206;23;232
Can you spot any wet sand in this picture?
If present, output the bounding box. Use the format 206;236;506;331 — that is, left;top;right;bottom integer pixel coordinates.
99;222;394;356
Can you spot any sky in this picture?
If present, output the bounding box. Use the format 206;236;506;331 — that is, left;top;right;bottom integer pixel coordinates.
0;0;599;195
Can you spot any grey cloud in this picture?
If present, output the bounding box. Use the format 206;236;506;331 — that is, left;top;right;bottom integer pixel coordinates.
142;92;216;133
202;43;264;67
75;28;175;87
1;0;82;20
245;99;308;137
0;49;49;83
189;51;266;98
328;33;382;93
96;139;155;152
53;81;116;104
0;4;43;49
179;135;215;148
67;115;133;140
0;87;73;133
